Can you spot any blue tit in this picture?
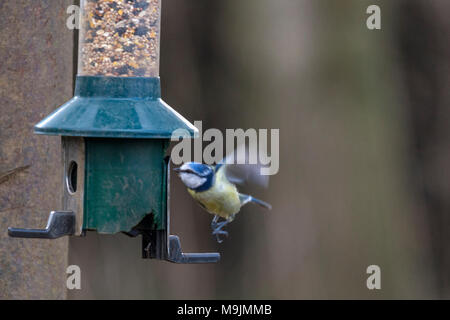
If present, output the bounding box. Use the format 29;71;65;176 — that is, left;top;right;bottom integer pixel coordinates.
174;162;271;243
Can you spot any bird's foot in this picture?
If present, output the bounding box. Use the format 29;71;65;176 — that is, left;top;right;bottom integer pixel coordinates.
211;215;229;230
212;229;229;243
211;215;220;229
211;215;230;243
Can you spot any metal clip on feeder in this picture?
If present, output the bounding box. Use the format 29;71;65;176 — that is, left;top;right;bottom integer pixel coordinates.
8;0;220;264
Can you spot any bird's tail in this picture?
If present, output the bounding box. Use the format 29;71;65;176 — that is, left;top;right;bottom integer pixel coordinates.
239;193;272;210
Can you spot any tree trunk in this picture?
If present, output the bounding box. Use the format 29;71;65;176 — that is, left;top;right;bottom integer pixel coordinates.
0;0;74;299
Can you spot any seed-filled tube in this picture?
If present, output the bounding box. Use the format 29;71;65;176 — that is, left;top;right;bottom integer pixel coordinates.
78;0;161;77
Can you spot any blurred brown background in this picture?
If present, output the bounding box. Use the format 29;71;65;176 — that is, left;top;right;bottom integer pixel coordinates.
1;0;450;299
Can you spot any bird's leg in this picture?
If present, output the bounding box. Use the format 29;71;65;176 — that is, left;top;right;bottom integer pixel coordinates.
211;215;234;243
211;215;220;230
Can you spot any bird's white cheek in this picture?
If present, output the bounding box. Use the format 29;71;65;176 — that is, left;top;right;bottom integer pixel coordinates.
179;173;207;189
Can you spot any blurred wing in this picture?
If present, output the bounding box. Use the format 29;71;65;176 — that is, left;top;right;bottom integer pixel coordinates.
219;144;270;188
223;164;269;188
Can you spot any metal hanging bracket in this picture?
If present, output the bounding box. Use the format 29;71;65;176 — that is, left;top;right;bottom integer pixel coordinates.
166;235;220;264
8;211;75;239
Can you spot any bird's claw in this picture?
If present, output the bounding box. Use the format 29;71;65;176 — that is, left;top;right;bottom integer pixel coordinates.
211;215;230;243
212;229;229;243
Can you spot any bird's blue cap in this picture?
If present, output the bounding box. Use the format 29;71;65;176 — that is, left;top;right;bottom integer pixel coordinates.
181;163;214;177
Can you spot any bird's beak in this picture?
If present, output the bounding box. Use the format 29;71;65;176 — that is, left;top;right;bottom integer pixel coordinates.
173;167;181;173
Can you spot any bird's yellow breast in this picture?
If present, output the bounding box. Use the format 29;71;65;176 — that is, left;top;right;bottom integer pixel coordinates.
188;169;241;219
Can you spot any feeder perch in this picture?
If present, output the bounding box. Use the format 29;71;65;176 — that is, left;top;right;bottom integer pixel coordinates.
8;0;220;264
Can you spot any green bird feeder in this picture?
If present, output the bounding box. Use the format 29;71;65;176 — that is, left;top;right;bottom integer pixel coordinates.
8;0;220;264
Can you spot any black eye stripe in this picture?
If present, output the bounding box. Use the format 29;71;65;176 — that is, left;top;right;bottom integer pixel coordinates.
180;169;198;175
180;167;213;177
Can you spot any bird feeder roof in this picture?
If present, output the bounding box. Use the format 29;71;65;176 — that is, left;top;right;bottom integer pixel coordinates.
34;76;198;139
